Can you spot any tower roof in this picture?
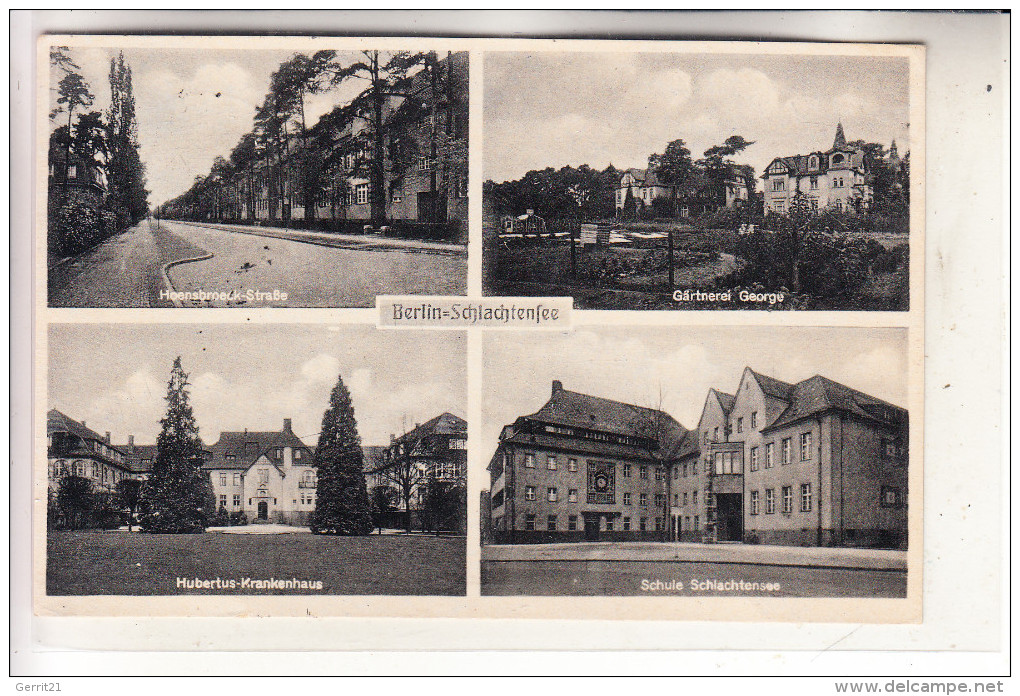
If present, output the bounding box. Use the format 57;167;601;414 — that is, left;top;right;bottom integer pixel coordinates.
833;122;847;150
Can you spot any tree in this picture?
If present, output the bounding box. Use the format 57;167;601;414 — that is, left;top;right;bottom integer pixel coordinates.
311;373;373;535
107;52;149;226
116;478;143;531
57;475;94;530
323;50;428;227
419;477;466;536
370;484;397;534
54;71;95;181
648;139;695;219
699;135;755;209
139;357;211;533
381;452;427;534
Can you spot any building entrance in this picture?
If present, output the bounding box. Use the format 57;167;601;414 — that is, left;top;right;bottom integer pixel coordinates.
715;493;743;542
582;513;600;541
257;501;268;520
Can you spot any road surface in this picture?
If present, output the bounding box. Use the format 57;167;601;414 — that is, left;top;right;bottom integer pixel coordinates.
161;220;466;307
481;560;906;598
48;220;467;308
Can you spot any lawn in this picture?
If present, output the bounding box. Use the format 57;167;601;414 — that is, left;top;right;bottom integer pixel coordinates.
47;530;466;596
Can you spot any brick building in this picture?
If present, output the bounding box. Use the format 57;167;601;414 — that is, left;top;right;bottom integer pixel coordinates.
47;409;135;499
487;381;686;543
488;370;909;549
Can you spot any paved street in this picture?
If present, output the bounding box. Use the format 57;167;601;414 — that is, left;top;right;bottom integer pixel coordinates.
481;559;906;597
48;222;206;308
48;220;467;308
160;220;466;307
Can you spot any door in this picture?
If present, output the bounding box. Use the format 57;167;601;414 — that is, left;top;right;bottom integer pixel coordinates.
257;501;268;520
716;494;743;542
583;514;600;541
417;191;447;224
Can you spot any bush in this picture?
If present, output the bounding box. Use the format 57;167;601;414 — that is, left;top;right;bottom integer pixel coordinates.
52;190;102;255
230;510;248;526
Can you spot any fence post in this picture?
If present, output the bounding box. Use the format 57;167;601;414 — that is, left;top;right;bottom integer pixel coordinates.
668;227;675;289
570;221;577;279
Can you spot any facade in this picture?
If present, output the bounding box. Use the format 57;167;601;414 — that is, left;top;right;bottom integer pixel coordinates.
161;51;468;237
365;412;467;530
201;418;317;525
47;409;135;499
615;167;748;218
487;381;686;543
489;370;909;549
760;123;873;214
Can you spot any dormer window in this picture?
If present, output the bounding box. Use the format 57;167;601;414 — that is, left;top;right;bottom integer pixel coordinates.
808;155;819;170
831;153;845;166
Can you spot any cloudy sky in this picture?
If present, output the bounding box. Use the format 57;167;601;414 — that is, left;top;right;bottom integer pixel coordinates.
50;46;380;207
481;327;907;463
483;51;910;183
48;324;465;448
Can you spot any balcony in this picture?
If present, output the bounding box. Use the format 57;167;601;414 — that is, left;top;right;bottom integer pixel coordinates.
298;481;317;489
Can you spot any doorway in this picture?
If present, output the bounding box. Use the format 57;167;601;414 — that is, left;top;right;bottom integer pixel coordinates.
715;493;743;542
257;501;268;520
583;513;600;541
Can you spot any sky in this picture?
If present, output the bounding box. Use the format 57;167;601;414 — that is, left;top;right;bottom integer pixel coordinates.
483;51;911;183
49;46;385;208
481;327;908;466
48;324;465;448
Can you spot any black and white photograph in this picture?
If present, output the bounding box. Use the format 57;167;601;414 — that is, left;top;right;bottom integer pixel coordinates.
482;49;916;310
480;326;911;598
45;324;467;596
46;41;469;308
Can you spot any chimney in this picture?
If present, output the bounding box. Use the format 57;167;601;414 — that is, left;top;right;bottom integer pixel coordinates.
128;435;134;447
283;418;292;433
415;423;420;431
390;434;396;444
552;380;563;395
105;431;111;444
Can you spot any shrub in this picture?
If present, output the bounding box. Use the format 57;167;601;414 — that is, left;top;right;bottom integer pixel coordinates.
52;190;102;255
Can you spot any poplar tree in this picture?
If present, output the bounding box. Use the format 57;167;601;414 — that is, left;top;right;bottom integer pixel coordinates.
107;52;149;226
311;373;373;535
140;357;212;533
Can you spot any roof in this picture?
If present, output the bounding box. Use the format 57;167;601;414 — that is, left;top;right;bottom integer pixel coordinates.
712;389;735;414
499;430;665;463
747;368;796;401
393;412;466;445
620;168;668;188
202;425;311;471
47;409;112;446
522;384;687;453
764;374;908;432
672;429;700;460
361;445;389;472
119;444;159;474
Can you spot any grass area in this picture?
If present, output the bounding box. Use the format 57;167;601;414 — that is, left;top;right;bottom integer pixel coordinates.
47;530;466;596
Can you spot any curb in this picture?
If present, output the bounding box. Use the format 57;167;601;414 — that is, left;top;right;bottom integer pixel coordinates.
171;220;467;258
160;251;215;308
480;557;906;573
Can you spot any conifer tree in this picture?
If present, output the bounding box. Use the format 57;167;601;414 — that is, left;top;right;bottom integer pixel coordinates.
107;52;149;226
311;373;373;535
140;357;211;533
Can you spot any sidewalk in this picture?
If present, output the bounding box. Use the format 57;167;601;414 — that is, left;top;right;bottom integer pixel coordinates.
176;220;467;257
482;541;907;571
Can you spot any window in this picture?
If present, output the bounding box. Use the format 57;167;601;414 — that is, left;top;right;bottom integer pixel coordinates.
782;485;793;514
750;446;760;472
219;473;227;486
800;483;813;512
800;432;812;460
603;518;613;532
524;453;535;468
568;488;578;502
713;427;719;440
765;489;776;514
655;494;665;507
456;171;468;198
655;517;664;532
639;466;648;480
772;179;785;192
233;473;241;485
391;186;402;203
765;442;775;468
808;155;819;170
568;458;578;472
736;417;743;434
673;493;679;505
691;461;697;475
682;492;688;506
546;455;557;470
622;464;631;478
547;487;558;502
692;490;698;505
639;518;647;532
781;438;792;465
623;492;632;506
258;468;269;484
751;412;758;429
880;486;902;508
68;165;78;179
233;494;241;507
355;183;370;205
655;467;663;481
525;486;535;501
694;515;699;530
417;156;432;171
715;451;741;475
639;493;648;507
547;515;557;531
449;438;466;450
750;490;760;515
524;514;535;531
810;176;818;190
673;466;679;480
832;154;845;165
568;515;578;531
622;516;631;531
833;176;844;188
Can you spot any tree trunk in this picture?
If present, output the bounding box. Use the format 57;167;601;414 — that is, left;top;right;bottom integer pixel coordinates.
370;53;387;228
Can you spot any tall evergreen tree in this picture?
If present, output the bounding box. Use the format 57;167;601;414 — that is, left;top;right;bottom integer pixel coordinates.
107;52;149;225
311;373;373;535
140;357;212;533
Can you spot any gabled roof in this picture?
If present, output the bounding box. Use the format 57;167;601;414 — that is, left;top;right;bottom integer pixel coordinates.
764;374;908;432
393;412;466;445
620;168;668;188
522;383;688;453
712;389;735;414
361;445;389;473
119;444;159;474
202;425;311;471
746;368;796;401
47;408;112;446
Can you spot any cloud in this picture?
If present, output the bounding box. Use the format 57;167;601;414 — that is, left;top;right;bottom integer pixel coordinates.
89;368;165;440
299;353;340;385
